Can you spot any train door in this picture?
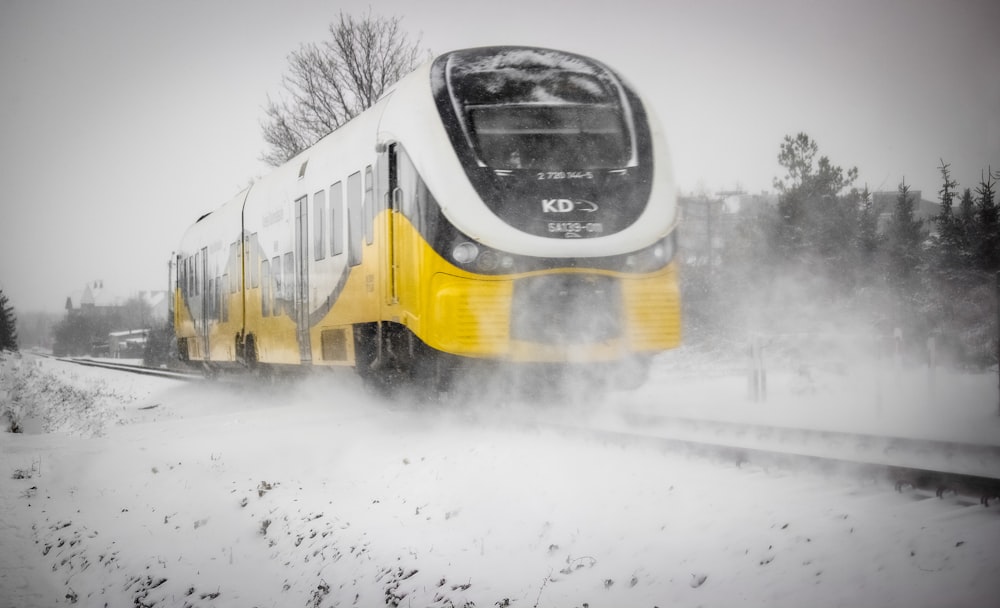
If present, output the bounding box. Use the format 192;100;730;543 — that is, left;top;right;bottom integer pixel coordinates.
294;196;312;362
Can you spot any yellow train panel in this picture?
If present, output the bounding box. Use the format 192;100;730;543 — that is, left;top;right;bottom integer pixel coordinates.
383;213;682;362
173;289;195;342
622;264;683;351
428;274;512;355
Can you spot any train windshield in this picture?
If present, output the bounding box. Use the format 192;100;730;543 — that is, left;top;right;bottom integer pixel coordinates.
443;50;636;171
468;104;628;170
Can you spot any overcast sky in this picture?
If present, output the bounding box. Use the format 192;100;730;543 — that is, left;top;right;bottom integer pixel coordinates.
1;0;997;314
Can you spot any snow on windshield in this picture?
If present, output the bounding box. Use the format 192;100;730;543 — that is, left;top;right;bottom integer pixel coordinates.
446;47;620;107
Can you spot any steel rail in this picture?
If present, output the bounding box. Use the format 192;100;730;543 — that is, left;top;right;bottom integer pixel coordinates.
57;357;203;381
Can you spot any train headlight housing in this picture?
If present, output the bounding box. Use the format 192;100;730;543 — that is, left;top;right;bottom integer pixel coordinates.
452;242;479;265
625;232;677;272
449;239;517;273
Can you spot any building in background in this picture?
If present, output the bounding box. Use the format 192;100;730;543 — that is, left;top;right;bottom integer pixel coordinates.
109;329;150;359
678;191;778;267
55;281;169;357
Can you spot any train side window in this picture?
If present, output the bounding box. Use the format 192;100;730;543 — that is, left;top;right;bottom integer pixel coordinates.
313;190;326;261
271;255;282;315
395;146;417;218
249;233;260;288
260;259;270;317
218;277;223;319
283;252;294;305
330;181;344;256
205;277;217;319
194;252;201;296
364;165;374;245
178;259;185;296
218;276;227;322
347;171;362;266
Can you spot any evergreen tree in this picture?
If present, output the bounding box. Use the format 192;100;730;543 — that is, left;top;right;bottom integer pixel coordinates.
957;187;976;258
932;160;964;275
772;133;858;278
972;167;999;272
0;289;18;351
884;179;925;291
774;133;819;251
856;185;879;256
854;184;882;284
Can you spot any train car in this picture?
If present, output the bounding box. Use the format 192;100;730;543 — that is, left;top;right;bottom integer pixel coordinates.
174;46;681;393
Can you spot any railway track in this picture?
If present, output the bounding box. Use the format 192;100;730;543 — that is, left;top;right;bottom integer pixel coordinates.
56;356;203;381
50;355;1000;506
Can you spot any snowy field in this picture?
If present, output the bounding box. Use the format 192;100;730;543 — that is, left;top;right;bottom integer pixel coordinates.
2;350;999;608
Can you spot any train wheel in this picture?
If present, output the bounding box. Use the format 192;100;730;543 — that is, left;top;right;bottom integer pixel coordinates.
353;324;395;397
410;347;461;403
244;334;258;370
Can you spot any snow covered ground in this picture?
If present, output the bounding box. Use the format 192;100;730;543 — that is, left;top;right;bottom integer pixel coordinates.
2;350;999;608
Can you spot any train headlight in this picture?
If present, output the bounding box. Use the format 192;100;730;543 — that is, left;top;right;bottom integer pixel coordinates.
626;233;677;272
452;242;479;265
477;251;499;271
656;233;676;262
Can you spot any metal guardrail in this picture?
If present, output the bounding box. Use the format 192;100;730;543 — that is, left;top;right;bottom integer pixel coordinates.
546;414;1000;507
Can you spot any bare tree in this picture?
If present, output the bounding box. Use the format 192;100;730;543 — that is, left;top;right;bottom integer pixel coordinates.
260;10;426;166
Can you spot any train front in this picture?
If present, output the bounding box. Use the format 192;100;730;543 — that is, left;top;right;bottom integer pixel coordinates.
392;46;681;389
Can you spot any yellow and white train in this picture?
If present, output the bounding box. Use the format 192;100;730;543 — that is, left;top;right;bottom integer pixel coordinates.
174;46;681;393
